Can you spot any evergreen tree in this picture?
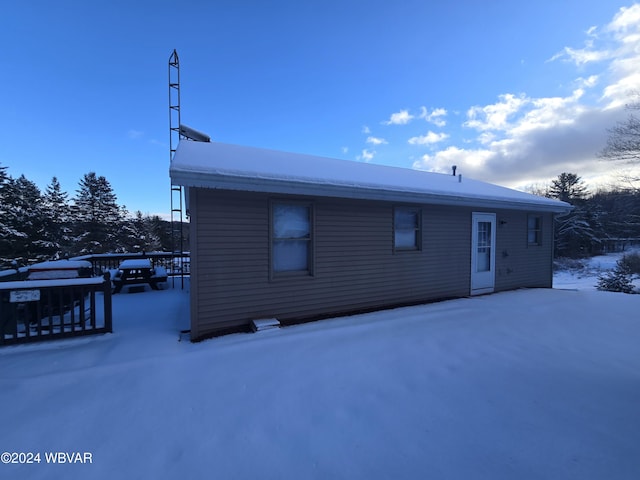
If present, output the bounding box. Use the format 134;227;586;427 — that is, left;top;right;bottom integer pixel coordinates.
73;172;123;254
0;164;23;267
547;173;599;257
148;215;172;252
42;176;72;259
597;259;636;294
548;173;588;204
4;175;49;263
123;211;163;252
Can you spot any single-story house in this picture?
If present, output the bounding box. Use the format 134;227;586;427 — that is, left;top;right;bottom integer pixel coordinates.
170;140;571;340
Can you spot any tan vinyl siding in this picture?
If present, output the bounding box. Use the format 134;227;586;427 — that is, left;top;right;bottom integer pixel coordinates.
494;210;554;291
188;187;201;340
190;189;473;338
188;189;555;339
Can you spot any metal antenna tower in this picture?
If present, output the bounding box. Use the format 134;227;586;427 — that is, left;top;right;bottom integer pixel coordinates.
169;49;185;289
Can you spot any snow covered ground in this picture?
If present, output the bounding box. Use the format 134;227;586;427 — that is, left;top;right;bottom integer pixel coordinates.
553;250;640;291
1;257;639;479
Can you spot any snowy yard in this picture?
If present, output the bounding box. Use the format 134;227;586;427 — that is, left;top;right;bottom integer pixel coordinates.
1;257;639;479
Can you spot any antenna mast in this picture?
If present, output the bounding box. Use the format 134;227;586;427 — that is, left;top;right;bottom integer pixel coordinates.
169;49;185;289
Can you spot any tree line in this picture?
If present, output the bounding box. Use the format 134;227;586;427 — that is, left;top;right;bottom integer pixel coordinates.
0;165;178;269
545;94;640;259
541;172;640;258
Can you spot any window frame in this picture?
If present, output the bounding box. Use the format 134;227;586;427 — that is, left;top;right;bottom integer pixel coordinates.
393;206;422;252
527;214;542;246
269;199;315;279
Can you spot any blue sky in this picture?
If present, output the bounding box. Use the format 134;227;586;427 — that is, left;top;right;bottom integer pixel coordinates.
2;0;638;217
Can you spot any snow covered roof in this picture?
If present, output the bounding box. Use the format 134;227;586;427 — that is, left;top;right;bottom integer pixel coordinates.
170;141;571;213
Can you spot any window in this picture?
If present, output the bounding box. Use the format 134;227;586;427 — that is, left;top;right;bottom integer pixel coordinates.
394;207;421;250
527;215;542;246
271;202;313;275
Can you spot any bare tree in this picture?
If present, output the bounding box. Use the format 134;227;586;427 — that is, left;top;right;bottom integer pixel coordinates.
599;95;640;189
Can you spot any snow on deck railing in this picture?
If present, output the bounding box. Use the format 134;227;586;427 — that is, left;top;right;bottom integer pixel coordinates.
0;273;113;346
69;252;191;276
0;267;29;283
0;252;191;284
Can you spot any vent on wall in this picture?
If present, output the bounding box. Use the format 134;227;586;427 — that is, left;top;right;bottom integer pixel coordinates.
251;318;281;333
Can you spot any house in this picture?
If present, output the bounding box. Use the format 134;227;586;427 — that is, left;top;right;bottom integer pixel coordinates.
170;141;571;340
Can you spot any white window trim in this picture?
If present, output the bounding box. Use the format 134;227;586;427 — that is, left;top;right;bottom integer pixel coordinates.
269;200;315;279
393;206;422;252
527;214;542;246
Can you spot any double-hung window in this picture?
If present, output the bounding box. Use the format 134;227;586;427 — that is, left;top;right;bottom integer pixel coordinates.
527;215;542;246
271;202;313;275
394;207;421;250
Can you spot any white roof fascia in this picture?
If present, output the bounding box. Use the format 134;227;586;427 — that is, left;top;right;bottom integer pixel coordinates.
171;169;571;213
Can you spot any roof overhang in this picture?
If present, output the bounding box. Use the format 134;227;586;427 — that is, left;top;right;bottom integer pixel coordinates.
171;169;571;213
170;141;573;214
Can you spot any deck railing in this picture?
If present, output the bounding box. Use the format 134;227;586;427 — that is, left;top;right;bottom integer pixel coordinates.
0;274;113;346
0;252;190;284
70;252;190;276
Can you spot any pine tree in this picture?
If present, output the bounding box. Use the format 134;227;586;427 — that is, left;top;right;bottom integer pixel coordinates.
6;175;49;263
122;211;163;253
547;173;599;257
42;176;72;258
148;215;172;252
0;164;23;267
597;259;636;294
73;172;123;254
548;173;588;204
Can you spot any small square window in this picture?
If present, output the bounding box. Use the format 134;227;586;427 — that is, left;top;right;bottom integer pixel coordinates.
394;207;421;250
527;215;542;246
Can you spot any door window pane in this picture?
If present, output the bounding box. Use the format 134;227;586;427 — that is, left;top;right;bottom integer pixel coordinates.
477;221;491;272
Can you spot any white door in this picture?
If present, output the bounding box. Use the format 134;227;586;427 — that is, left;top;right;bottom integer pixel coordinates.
471;213;496;295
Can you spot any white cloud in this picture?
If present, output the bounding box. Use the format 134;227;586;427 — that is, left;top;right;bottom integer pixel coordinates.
384;110;414;125
404;5;640;191
550;45;610;66
341;146;349;154
366;136;388;145
419;107;447;127
608;3;640;31
477;132;496;145
511;89;586;136
548;4;640;108
578;75;599;88
414;105;628;189
415;3;640;190
602;5;640;107
128;129;144;139
357;149;375;162
408;131;449;145
548;23;610;65
465;93;529;131
414;146;495;175
362;125;371;134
